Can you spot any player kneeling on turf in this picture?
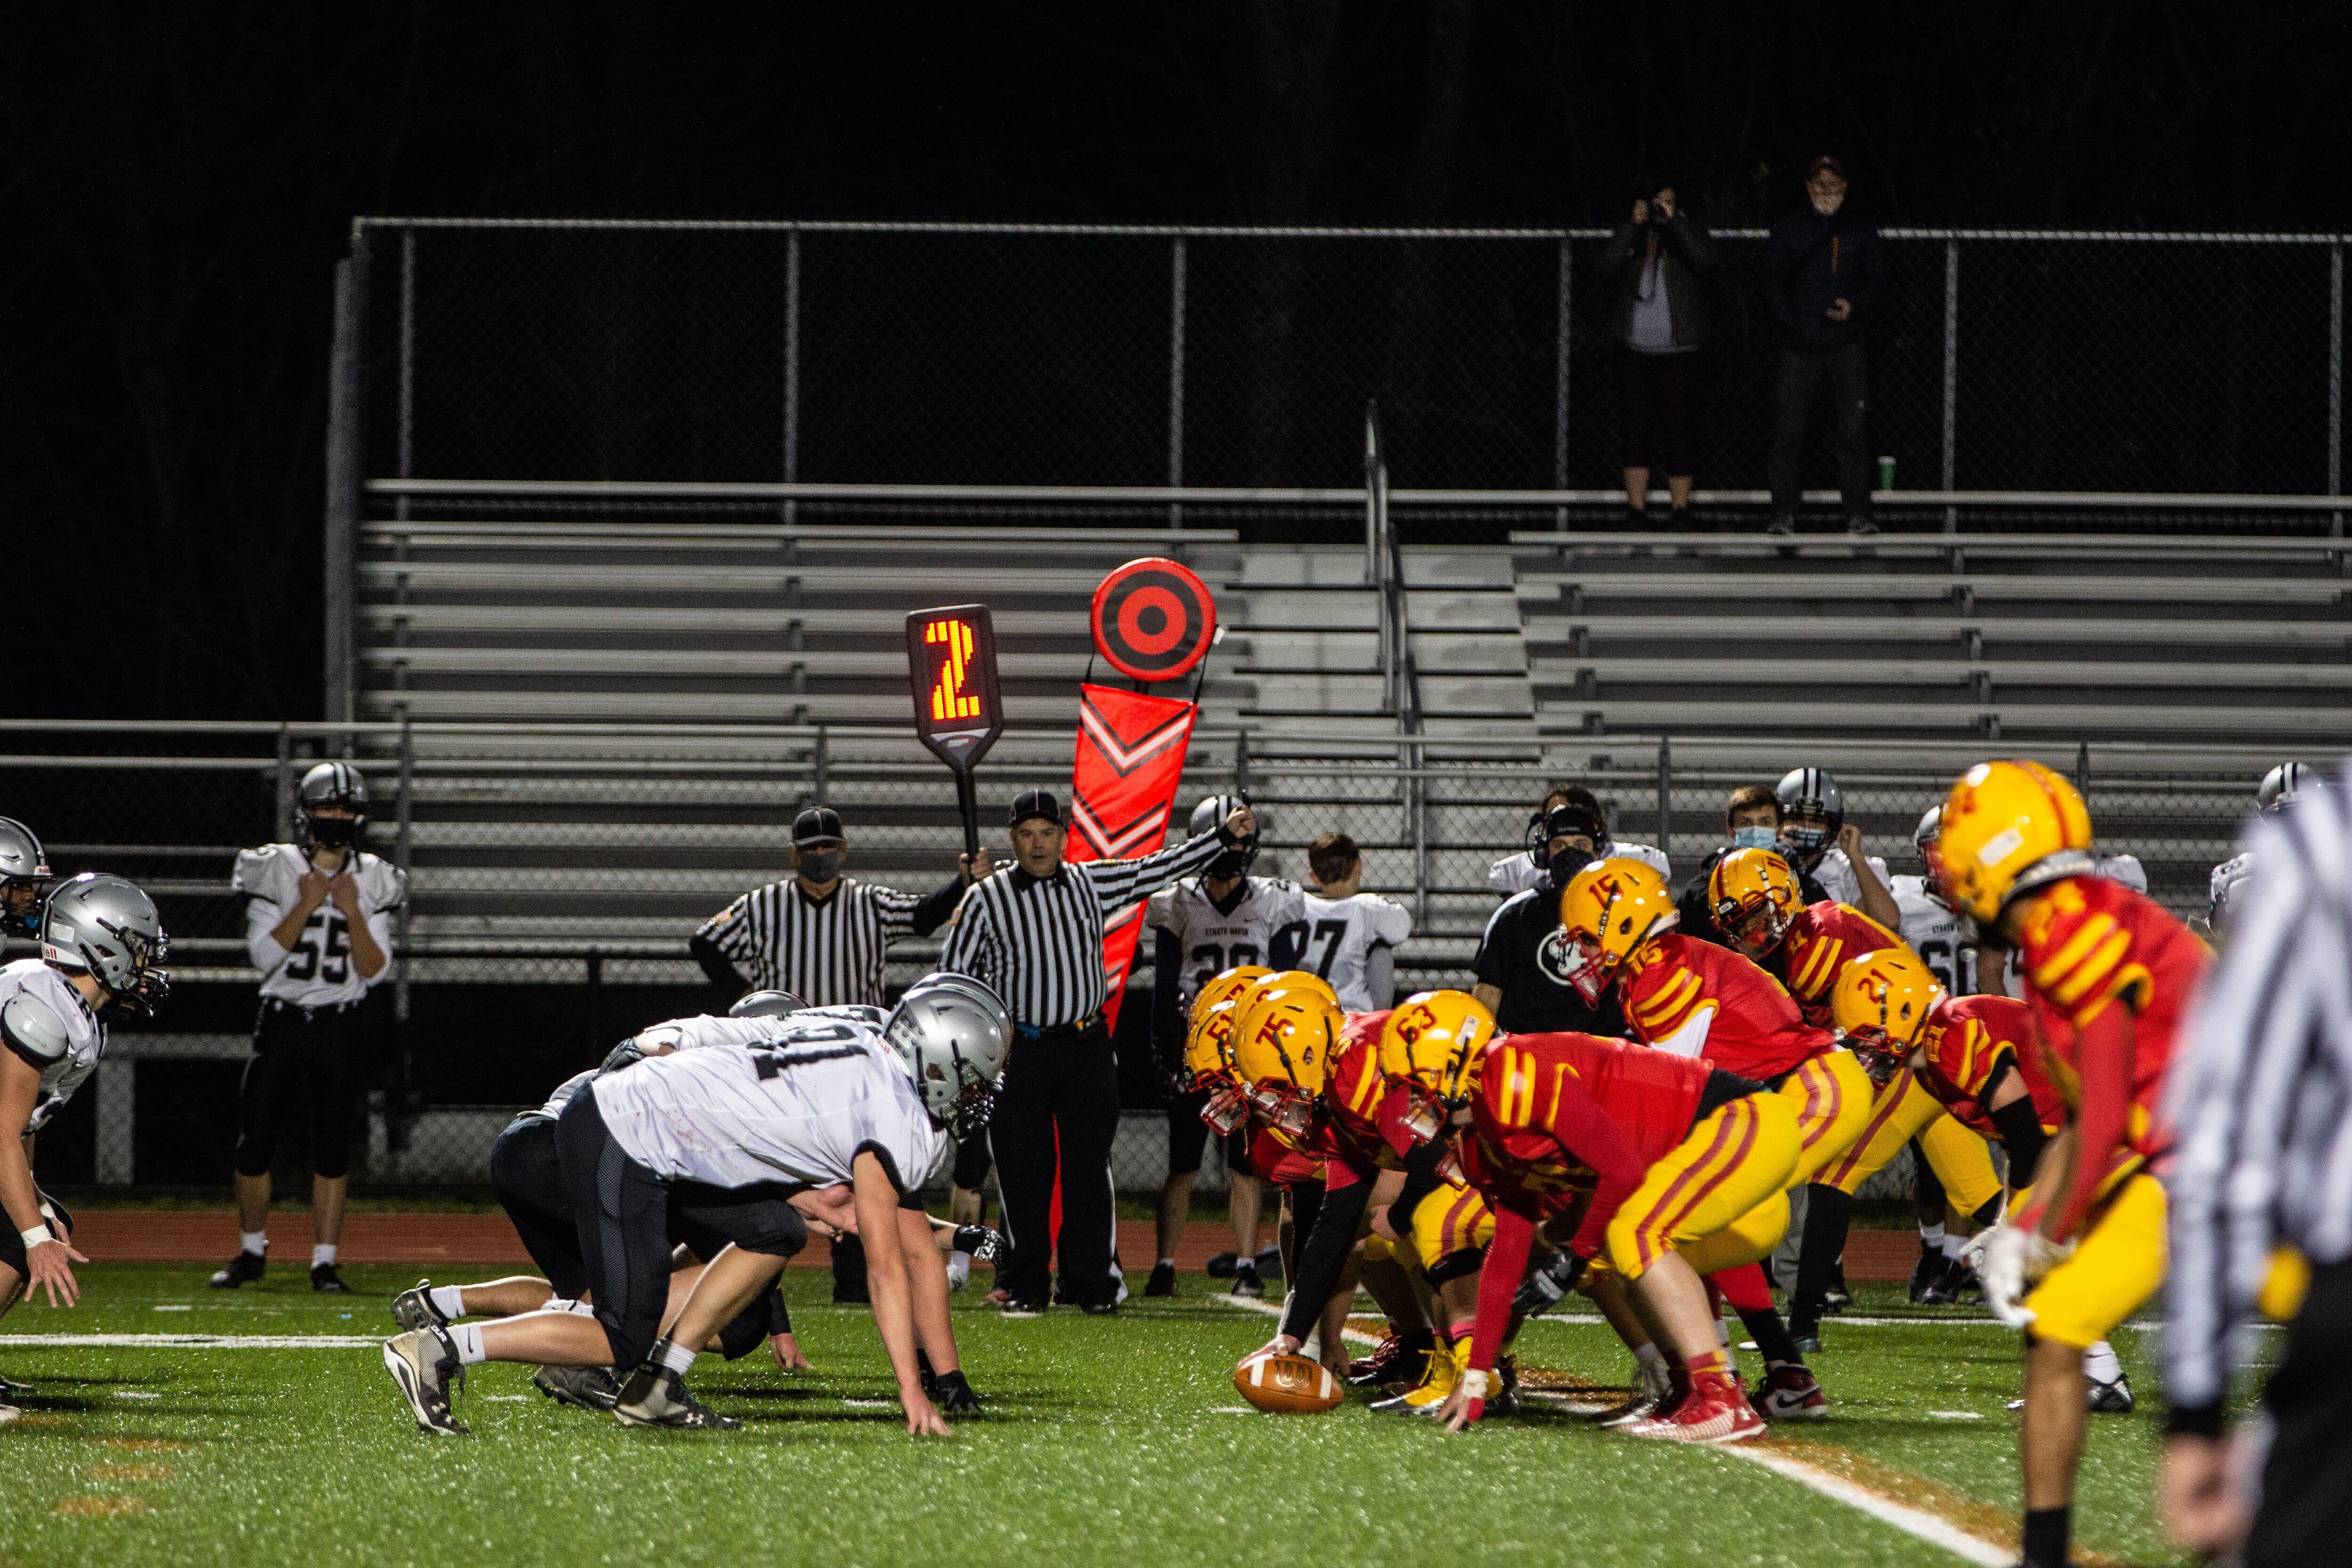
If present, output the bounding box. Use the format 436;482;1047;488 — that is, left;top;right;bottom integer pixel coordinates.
0;874;169;1418
380;974;1009;1437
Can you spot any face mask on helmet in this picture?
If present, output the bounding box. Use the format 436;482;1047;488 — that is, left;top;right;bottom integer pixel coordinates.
797;848;843;884
1206;843;1258;881
306;812;362;852
1729;825;1779;852
1398;1081;1461;1145
945;1075;999;1141
1;879;44;941
1721;901;1788;957
1199;1079;1250;1135
1556;933;1612;1005
1779;820;1832;871
1245;1081;1316;1141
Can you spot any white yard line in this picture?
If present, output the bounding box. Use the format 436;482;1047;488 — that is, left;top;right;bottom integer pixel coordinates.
1214;1294;2011;1567
0;1334;381;1349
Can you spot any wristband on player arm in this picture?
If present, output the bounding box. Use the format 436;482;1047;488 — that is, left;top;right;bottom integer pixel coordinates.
20;1225;51;1251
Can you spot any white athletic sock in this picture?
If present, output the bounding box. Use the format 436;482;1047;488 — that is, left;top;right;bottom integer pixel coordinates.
1919;1222;1946;1249
312;1244;337;1268
448;1323;487;1366
427;1285;468;1321
1940;1233;1968;1261
1299;1329;1322;1362
1156;1257;1175;1269
946;1252;971;1291
2084;1341;2123;1383
656;1337;698;1376
1633;1343;1667;1371
240;1231;268;1256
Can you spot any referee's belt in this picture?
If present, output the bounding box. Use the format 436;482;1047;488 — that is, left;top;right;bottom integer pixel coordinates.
1015;1012;1102;1040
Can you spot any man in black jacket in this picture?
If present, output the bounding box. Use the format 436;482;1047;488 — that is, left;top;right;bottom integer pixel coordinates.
1760;156;1888;536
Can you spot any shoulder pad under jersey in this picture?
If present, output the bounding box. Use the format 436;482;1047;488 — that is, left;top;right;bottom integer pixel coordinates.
2;990;71;1065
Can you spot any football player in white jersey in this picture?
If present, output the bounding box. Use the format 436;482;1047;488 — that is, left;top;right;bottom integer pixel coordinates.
213;763;407;1294
2208;761;2324;937
1775;767;1901;931
1142;795;1307;1299
1893;806;1977;997
1487;783;1669;894
0;874;168;1419
380;974;1010;1437
1290;832;1413;1010
0;818;52;950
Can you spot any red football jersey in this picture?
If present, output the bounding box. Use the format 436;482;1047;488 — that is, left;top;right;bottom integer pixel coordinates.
1462;1031;1713;1255
1246;1123;1327;1188
1913;993;2065;1140
1620;932;1834;1081
2016;875;2209;1158
1775;901;1906;1027
1318;1011;1406;1188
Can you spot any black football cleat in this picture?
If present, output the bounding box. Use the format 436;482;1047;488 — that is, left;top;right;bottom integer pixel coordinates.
1230;1261;1265;1300
1254;1245;1283;1281
613;1365;738;1430
532;1363;621;1413
312;1263;351;1294
1204;1251;1238;1279
1909;1246;1945;1304
1144;1261;1177;1298
391;1280;447;1332
210;1250;266;1289
2087;1370;2135;1415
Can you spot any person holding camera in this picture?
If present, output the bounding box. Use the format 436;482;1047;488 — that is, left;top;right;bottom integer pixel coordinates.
1603;183;1716;525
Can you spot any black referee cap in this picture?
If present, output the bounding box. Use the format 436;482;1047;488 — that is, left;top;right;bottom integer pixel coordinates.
792;806;846;845
1009;788;1063;828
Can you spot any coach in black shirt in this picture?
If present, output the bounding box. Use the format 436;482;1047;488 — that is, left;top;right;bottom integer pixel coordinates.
942;788;1253;1316
1470;802;1628;1037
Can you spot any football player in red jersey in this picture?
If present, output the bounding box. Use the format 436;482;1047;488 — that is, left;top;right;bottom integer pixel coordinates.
1558;858;1868;1416
1708;846;1906;1029
1403;1027;1800;1441
1932;761;2212;1568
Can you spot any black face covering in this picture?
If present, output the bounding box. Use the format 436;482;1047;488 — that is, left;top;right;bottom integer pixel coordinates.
798;849;843;884
1546;843;1597;890
306;815;360;852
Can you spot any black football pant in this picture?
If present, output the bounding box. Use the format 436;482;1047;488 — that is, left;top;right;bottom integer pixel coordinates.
234;999;359;1179
1768;342;1873;523
989;1020;1121;1308
2249;1259;2352;1566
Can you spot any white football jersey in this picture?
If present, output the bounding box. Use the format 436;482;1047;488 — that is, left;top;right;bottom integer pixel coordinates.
591;1012;945;1194
1488;841;1671;897
2209;851;2255;933
1147;875;1310;1012
1812;846;1891;910
234;844;406;1008
1891;874;1978;996
1288;893;1414;1010
520;1011;776;1125
0;959;105;1134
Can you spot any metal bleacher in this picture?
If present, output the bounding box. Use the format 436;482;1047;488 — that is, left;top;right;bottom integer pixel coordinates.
1516;531;2352;746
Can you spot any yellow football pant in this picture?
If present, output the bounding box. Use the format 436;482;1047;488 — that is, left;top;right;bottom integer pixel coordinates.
2022;1173;2167;1350
1815;1069;2006;1216
1606;1091;1803;1280
1411;1181;1495;1275
1780;1049;1877;1186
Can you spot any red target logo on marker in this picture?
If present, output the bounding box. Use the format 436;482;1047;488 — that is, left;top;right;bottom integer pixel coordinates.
1090;558;1217;683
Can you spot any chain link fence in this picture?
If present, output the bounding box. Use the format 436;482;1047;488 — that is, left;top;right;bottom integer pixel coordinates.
354;220;2349;509
2;722;2265;1197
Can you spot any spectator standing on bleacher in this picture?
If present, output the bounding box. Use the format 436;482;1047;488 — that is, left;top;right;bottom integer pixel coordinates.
1603;182;1716;526
1762;155;1888;537
692;805;989;1296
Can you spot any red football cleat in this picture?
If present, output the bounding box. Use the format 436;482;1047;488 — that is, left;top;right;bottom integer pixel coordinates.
1623;1381;1768;1444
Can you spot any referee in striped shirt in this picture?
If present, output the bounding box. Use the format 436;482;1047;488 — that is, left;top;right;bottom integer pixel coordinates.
2164;762;2346;1564
692;804;985;1300
941;787;1254;1316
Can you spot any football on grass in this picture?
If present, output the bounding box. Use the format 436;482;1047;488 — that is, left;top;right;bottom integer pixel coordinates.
1234;1352;1343;1414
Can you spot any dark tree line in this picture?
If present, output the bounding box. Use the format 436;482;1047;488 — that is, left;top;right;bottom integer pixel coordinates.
3;2;2345;719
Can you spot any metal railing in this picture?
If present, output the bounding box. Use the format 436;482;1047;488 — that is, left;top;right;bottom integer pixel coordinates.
2;718;2276;1191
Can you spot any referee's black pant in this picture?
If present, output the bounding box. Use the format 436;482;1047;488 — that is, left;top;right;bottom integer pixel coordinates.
2250;1258;2352;1566
990;1018;1120;1309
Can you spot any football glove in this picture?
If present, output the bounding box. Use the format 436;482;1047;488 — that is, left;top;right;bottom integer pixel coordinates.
1511;1250;1588;1317
931;1369;982;1415
1972;1224;2072;1330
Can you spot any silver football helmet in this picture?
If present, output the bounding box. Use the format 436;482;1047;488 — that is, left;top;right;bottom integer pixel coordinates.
297;762;370;851
1775;766;1846;871
2258;762;2325;815
728;989;808;1020
0;816;51;939
884;973;1012;1139
1189;793;1257;878
41;872;169;1017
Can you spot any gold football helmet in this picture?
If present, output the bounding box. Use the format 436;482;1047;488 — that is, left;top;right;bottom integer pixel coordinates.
1556;857;1680;1004
1183;995;1256;1136
1934;760;2095;924
1829;947;1946;1064
1377;990;1499;1145
1230;979;1345;1141
1190;965;1272;1038
1708;846;1804;958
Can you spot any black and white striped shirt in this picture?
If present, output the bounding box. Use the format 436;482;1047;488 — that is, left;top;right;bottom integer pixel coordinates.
2165;762;2352;1423
694;876;955;1008
939;831;1226;1029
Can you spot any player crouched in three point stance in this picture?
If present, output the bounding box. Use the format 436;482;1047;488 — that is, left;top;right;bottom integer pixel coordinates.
380;973;1010;1437
214;763;404;1294
1931;761;2208;1568
0;871;169;1419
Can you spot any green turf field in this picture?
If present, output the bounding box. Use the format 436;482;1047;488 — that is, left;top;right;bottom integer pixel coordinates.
0;1265;2189;1568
